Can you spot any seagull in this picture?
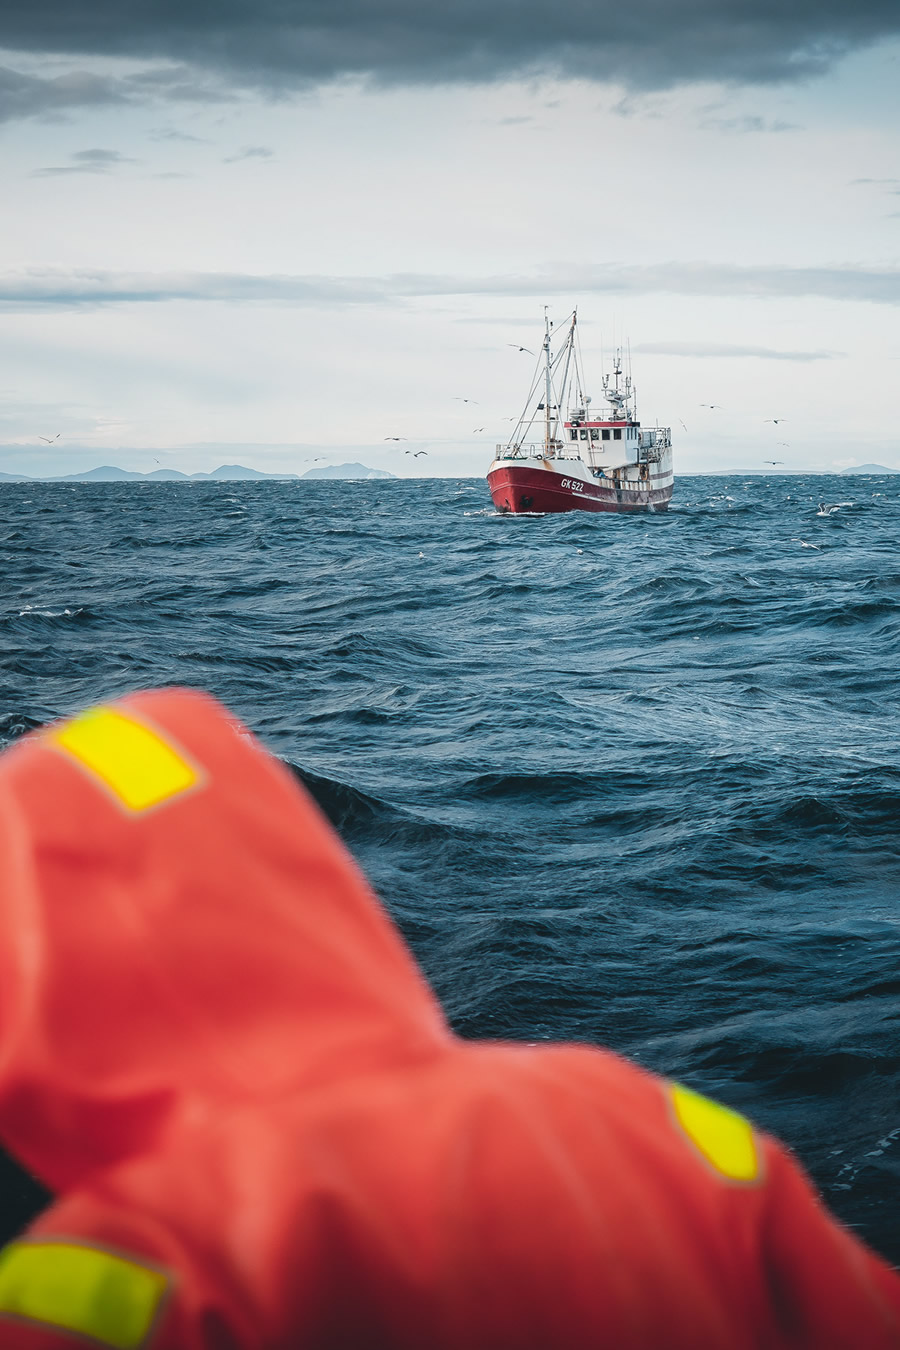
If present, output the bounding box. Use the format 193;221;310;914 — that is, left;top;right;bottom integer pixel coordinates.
384;436;407;441
453;397;479;404
764;460;783;465
413;450;428;457
507;345;535;354
817;502;840;516
472;426;485;433
765;419;787;424
699;404;722;410
791;538;821;549
38;434;61;443
679;419;688;432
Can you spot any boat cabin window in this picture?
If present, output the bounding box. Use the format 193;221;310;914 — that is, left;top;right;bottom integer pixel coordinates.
613;429;622;440
602;429;610;441
579;429;588;440
569;429;578;441
590;429;599;440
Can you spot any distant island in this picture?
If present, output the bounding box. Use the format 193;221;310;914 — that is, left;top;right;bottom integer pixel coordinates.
301;462;394;480
685;463;900;477
840;463;900;475
0;462;396;483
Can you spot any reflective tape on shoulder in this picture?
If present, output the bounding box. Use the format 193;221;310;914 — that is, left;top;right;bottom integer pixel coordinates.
0;1240;169;1348
670;1083;760;1183
50;706;200;812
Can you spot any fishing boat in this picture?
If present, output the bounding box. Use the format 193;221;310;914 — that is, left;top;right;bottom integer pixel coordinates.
487;311;673;514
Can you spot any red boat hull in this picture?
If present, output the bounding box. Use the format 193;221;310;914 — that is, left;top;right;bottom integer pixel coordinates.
487;464;671;514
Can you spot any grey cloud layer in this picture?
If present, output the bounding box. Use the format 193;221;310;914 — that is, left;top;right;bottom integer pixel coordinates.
32;147;137;176
1;1;899;92
0;64;125;122
0;61;234;123
1;263;899;309
634;342;840;361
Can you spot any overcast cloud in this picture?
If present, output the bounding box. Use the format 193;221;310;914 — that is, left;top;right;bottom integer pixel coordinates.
32;147;137;176
0;7;898;476
0;64;127;123
634;342;841;362
1;1;899;95
0;61;241;123
2;263;899;312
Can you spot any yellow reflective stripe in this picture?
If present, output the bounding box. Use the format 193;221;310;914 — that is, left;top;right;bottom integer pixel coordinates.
0;1241;168;1348
670;1083;760;1183
51;706;199;811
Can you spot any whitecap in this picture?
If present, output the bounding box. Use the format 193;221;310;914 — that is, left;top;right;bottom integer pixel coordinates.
17;605;82;618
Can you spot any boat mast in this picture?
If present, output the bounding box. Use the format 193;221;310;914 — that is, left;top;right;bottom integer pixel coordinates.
543;306;552;453
602;348;632;421
556;311;577;428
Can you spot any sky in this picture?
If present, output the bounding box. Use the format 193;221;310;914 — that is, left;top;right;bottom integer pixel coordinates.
1;1;899;478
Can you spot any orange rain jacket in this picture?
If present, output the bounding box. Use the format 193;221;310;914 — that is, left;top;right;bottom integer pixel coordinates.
0;688;897;1349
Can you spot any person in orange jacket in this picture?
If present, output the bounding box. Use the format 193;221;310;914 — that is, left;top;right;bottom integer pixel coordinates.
0;687;897;1349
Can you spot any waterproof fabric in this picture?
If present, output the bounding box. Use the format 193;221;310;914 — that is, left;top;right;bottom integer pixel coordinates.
0;687;897;1349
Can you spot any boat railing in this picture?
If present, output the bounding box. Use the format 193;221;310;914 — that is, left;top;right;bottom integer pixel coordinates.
494;440;668;464
494;444;581;460
639;429;672;452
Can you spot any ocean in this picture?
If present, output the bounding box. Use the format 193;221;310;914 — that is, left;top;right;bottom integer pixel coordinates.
1;473;898;1263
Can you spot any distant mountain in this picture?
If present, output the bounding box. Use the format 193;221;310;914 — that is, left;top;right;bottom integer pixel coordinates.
841;463;900;475
0;464;300;483
0;461;399;484
190;464;298;480
55;465;144;481
301;462;396;480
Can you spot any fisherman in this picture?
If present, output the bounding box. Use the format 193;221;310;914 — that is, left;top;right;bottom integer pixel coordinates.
0;688;897;1348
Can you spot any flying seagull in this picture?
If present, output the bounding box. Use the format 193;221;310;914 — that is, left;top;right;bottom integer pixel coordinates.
38;434;61;443
384;436;407;441
699;404;722;410
453;397;479;404
791;538;821;549
764;460;783;465
472;426;485;433
414;450;428;457
765;419;787;424
508;345;535;354
679;420;688;432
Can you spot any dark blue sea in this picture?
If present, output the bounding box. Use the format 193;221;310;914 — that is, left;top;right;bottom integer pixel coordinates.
1;474;899;1263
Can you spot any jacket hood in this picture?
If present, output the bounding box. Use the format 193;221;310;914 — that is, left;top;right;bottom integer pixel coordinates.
0;689;448;1190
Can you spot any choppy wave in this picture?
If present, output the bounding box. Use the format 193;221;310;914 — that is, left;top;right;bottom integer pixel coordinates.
1;473;899;1261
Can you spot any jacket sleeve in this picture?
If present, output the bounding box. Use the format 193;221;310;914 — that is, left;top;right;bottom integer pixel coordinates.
1;1071;900;1350
0;1191;254;1350
749;1129;900;1347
